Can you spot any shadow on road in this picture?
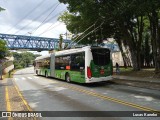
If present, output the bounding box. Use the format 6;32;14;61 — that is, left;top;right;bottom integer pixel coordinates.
38;75;114;88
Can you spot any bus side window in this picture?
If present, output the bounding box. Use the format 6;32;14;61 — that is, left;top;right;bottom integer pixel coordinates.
71;53;85;71
71;55;76;70
62;55;70;66
55;56;70;70
55;57;60;69
79;53;85;67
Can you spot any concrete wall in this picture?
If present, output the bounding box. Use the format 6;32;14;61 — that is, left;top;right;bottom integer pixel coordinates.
112;52;124;66
3;65;14;74
2;56;14;74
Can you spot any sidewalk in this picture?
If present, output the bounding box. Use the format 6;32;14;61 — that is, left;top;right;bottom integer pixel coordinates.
0;78;36;120
0;78;30;111
113;75;160;84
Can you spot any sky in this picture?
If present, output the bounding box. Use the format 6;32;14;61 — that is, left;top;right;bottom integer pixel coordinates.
0;0;68;38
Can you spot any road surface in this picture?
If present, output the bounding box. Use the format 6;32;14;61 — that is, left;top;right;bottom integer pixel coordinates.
12;67;160;120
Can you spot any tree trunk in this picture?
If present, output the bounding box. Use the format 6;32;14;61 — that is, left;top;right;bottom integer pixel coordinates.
130;50;139;70
126;53;132;67
115;39;127;68
120;23;139;70
149;10;159;73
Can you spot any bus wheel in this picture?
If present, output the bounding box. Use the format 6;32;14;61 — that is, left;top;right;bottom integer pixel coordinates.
36;70;38;75
65;73;71;82
45;71;48;78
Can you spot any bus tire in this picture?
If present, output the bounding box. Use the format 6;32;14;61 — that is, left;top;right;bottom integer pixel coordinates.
45;71;48;78
65;73;71;82
36;70;38;75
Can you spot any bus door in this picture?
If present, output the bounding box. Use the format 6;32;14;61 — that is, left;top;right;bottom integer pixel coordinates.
50;54;55;77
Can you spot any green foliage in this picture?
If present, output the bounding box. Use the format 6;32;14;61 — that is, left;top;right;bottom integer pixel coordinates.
12;52;40;69
0;40;8;59
0;7;5;12
59;34;63;50
58;2;104;44
58;0;160;71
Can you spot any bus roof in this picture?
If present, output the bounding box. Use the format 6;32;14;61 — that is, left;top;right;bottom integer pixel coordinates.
55;46;110;56
35;46;110;60
35;54;50;61
55;47;88;56
35;46;90;61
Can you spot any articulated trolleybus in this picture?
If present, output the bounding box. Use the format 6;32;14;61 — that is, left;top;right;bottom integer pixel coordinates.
34;46;113;83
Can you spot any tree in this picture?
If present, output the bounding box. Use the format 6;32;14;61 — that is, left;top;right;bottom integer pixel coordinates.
58;0;160;72
13;52;39;69
59;34;63;50
0;40;8;59
0;7;6;60
58;5;105;45
0;7;5;12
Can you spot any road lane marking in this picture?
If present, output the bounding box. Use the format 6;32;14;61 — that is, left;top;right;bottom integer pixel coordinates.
34;76;39;79
48;79;159;112
13;78;37;120
22;77;26;80
58;84;160;113
5;87;13;120
60;85;160;114
14;85;32;111
27;77;33;79
134;95;154;101
34;77;160;114
5;87;11;111
14;78;19;81
13;78;32;111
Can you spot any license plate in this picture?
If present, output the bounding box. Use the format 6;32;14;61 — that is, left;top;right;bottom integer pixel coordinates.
100;70;104;74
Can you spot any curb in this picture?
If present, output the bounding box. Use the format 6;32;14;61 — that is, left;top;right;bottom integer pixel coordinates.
112;76;160;84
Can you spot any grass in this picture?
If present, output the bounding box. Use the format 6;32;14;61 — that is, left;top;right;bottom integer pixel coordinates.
2;69;19;79
3;72;10;78
119;67;133;72
116;67;160;78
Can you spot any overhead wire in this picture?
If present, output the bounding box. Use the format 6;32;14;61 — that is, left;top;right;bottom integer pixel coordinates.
76;22;104;45
37;21;62;37
66;22;104;49
30;3;60;35
37;9;66;36
13;2;59;35
66;20;99;49
5;0;47;33
65;19;100;49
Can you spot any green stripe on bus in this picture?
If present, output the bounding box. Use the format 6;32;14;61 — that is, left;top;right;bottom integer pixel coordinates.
55;70;85;83
90;60;112;77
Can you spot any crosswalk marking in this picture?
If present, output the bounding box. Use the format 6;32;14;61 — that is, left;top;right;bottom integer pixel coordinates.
14;78;19;81
14;77;26;81
33;76;39;79
22;77;26;80
27;77;32;79
14;76;58;84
